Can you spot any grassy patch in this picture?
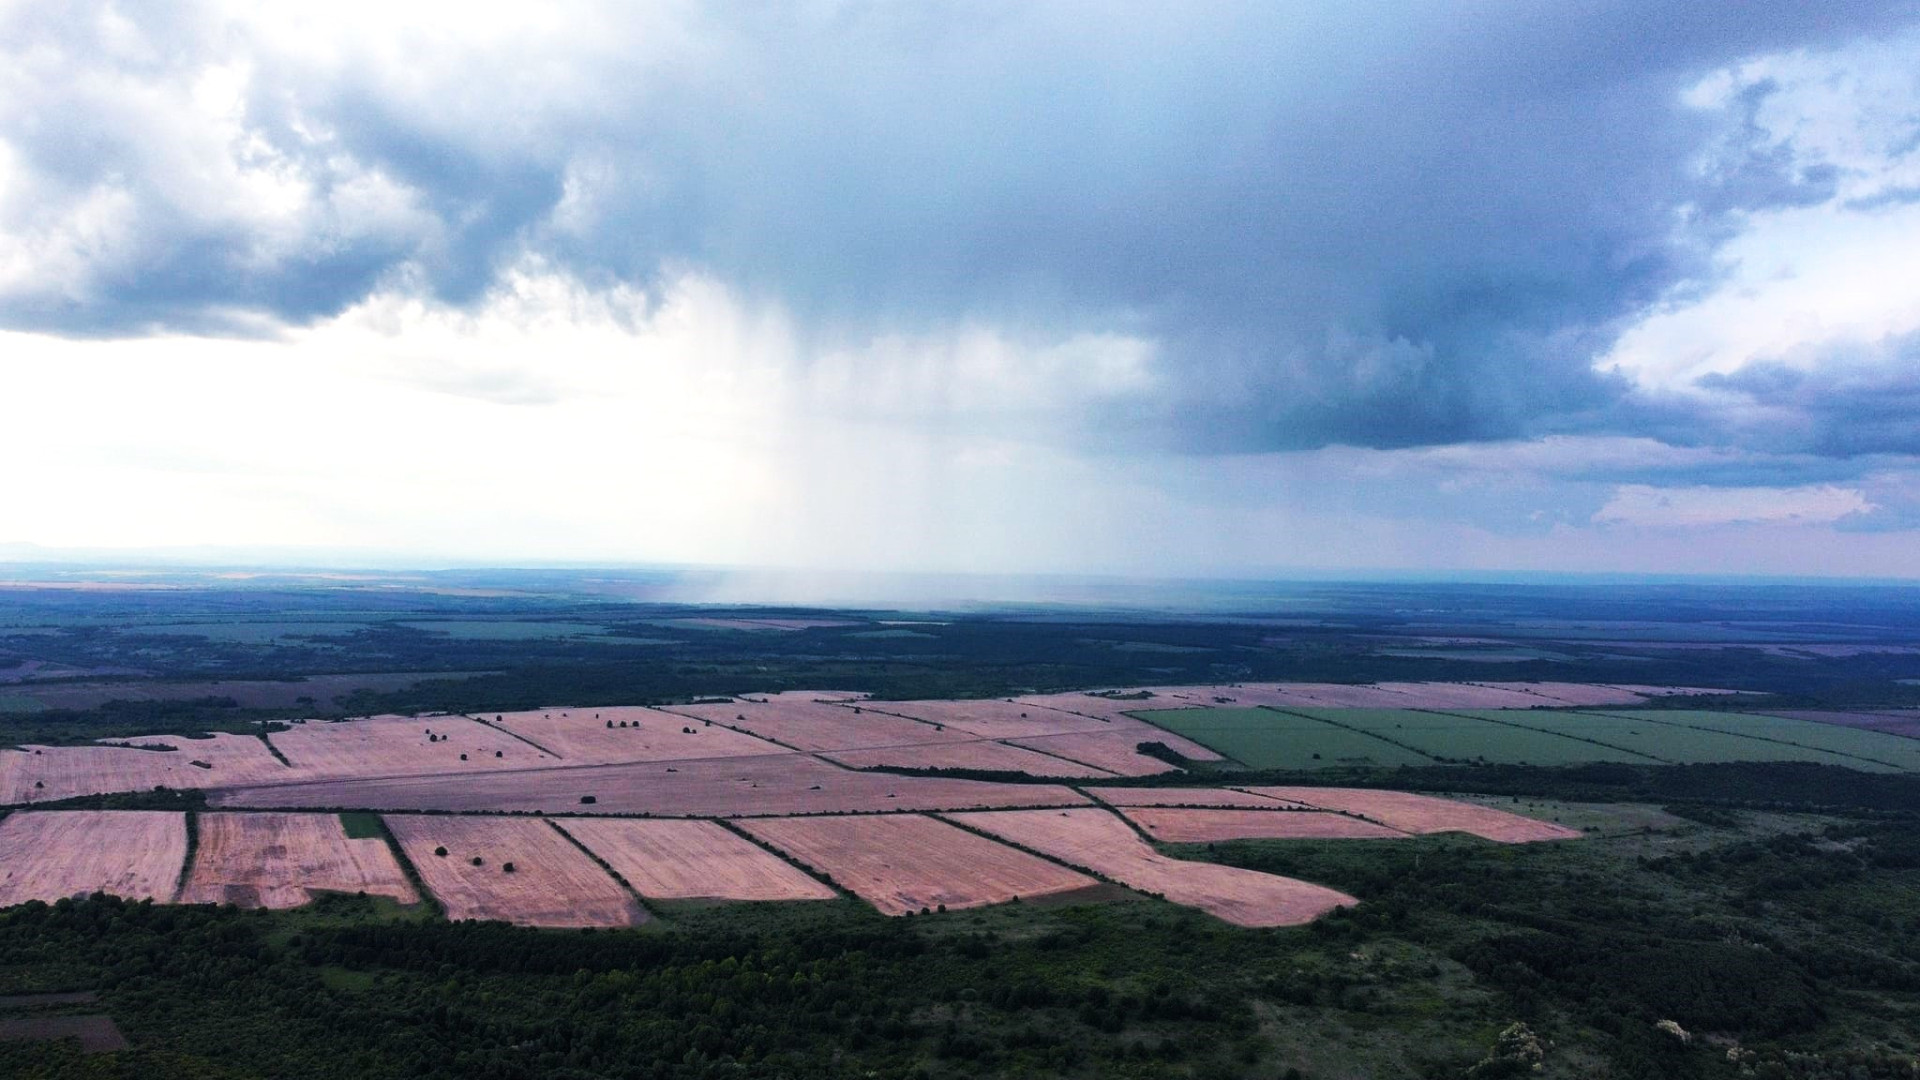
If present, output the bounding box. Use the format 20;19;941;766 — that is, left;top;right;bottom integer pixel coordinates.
337;812;384;840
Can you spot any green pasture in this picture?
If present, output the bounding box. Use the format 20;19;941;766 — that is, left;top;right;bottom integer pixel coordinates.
1139;705;1920;772
1132;707;1432;769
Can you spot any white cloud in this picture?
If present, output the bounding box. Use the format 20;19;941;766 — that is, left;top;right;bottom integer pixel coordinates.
1602;28;1920;397
1593;484;1874;528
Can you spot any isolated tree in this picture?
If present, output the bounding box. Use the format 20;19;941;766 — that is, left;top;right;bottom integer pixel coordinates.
434;846;448;857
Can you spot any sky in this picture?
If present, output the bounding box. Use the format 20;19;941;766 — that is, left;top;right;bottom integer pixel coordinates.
3;1;1920;579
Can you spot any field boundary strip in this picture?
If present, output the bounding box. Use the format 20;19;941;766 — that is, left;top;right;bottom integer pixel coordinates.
937;809;1125;891
170;810;199;902
708;816;854;899
463;714;567;759
371;813;444;918
545;818;659;920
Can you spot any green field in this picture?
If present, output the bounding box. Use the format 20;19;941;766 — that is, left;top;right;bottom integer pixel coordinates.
1442;709;1881;768
1288;708;1662;766
1135;707;1433;768
1140;706;1920;772
1586;709;1920;771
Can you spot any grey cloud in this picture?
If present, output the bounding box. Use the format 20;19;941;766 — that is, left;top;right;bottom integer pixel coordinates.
4;0;1917;456
1700;333;1920;458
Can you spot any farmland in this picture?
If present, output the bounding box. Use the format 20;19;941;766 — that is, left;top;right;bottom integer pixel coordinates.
1240;788;1582;842
210;753;1092;816
821;740;1116;777
555;817;835;902
5;576;1920;1079
948;807;1359;927
1118;807;1409;842
0;811;186;906
739;813;1097;915
181;812;417;909
384;815;643;928
1133;707;1434;769
475;705;788;763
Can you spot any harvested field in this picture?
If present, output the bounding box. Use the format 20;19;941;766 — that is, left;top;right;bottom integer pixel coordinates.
663;697;972;752
476;706;787;764
1;735;282;804
1016;688;1225;722
947;807;1355;927
270;714;555;778
181;812;417;909
1471;682;1648;706
385;815;642;927
213;754;1090;817
823;740;1116;777
1;731;286;804
1006;731;1181;776
0;811;186;906
1239;788;1581;842
1217;683;1438;709
1121;807;1408;842
1085;787;1312;809
865;699;1114;740
1367;682;1567;709
556;818;834;902
1604;684;1748;698
739;813;1094;915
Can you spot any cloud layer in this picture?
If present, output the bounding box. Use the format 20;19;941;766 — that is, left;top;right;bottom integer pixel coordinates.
3;2;1920;574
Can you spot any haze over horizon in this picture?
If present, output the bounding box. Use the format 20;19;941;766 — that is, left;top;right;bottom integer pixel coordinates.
7;3;1920;579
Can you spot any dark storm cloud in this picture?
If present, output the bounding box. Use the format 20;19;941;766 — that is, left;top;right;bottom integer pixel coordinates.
4;1;1916;448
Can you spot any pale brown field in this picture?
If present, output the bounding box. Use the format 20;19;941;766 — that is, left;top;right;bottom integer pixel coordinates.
181;812;418;908
384;815;643;927
0;811;186;906
213;754;1091;817
739;813;1095;915
270;714;556;779
1006;732;1179;776
822;740;1116;777
1239;787;1581;842
661;697;972;752
1207;683;1434;708
1119;807;1408;842
1469;682;1648;706
1015;688;1224;722
1084;787;1312;809
1368;682;1569;709
476;706;788;764
1604;684;1748;698
555;817;834;902
865;699;1115;740
946;807;1356;927
0;733;286;804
